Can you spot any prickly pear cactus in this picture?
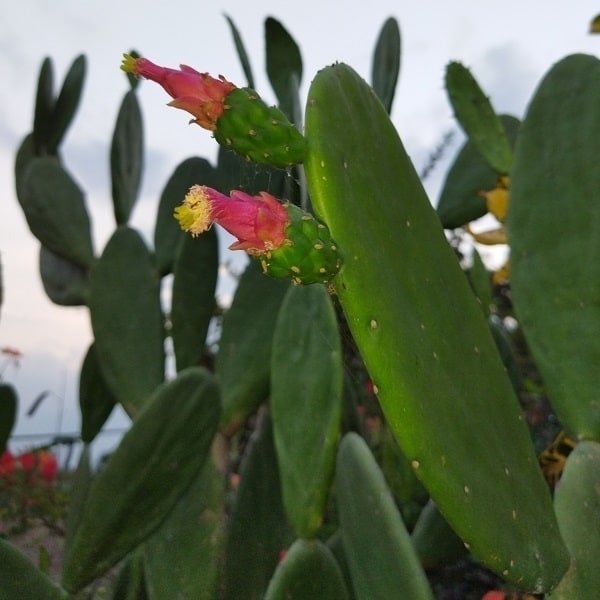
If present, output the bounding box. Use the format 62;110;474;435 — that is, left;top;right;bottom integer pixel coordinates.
10;12;600;600
508;54;600;441
173;184;342;285
304;62;569;592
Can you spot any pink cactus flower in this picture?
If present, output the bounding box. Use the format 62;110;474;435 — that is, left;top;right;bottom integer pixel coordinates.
121;54;235;130
174;185;289;255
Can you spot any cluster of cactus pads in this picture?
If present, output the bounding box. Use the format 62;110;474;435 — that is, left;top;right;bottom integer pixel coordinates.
2;12;600;600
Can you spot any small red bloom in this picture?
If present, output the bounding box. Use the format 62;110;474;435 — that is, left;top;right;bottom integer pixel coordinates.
174;185;289;255
18;451;36;471
121;54;235;130
37;451;59;483
0;450;15;480
481;592;506;600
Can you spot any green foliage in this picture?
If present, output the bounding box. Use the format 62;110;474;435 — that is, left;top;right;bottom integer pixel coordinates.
304;62;568;592
371;17;401;114
39;245;89;306
32;55;86;155
89;226;164;416
265;17;303;122
0;538;67;600
217;262;290;434
62;367;220;592
336;433;434;600
225;14;255;88
411;499;469;569
154;157;219;276
78;343;118;443
7;12;600;600
143;460;225;599
271;284;343;537
445;61;513;174
265;538;350;600
436;114;520;228
0;383;18;452
508;54;600;441
19;157;94;268
548;441;600;598
171;230;219;371
221;414;294;600
110;89;143;225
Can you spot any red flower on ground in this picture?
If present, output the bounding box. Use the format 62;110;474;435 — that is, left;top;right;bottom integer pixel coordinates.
121;54;235;130
0;450;15;480
174;185;289;255
18;451;36;471
37;451;59;483
481;591;506;600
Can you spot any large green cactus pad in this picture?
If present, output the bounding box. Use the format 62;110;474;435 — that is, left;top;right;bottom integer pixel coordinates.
0;539;67;600
171;230;219;371
304;63;568;592
143;459;224;599
336;433;434;600
19;157;94;268
436;115;520;229
110;90;143;225
221;414;294;599
217;262;289;434
548;440;600;599
89;226;164;416
0;383;18;452
508;54;600;440
445;61;513;174
271;284;343;538
78;343;117;443
61;367;220;592
265;538;349;600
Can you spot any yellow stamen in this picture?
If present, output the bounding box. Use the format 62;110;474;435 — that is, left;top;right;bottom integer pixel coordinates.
173;185;213;236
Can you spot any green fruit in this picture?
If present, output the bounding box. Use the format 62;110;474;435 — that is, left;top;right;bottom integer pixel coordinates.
215;87;307;167
260;203;342;285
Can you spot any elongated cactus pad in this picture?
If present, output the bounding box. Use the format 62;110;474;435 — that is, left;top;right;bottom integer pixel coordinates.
305;63;569;592
508;54;600;440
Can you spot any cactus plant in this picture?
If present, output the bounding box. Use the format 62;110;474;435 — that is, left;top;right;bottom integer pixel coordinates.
304;62;568;591
4;12;600;600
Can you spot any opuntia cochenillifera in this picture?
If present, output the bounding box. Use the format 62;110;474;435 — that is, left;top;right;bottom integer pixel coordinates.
121;54;306;167
174;185;341;285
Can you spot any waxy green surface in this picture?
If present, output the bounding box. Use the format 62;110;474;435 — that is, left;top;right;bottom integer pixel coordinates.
304;63;568;592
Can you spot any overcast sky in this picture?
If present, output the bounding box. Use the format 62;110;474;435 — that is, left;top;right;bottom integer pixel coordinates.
1;0;598;461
